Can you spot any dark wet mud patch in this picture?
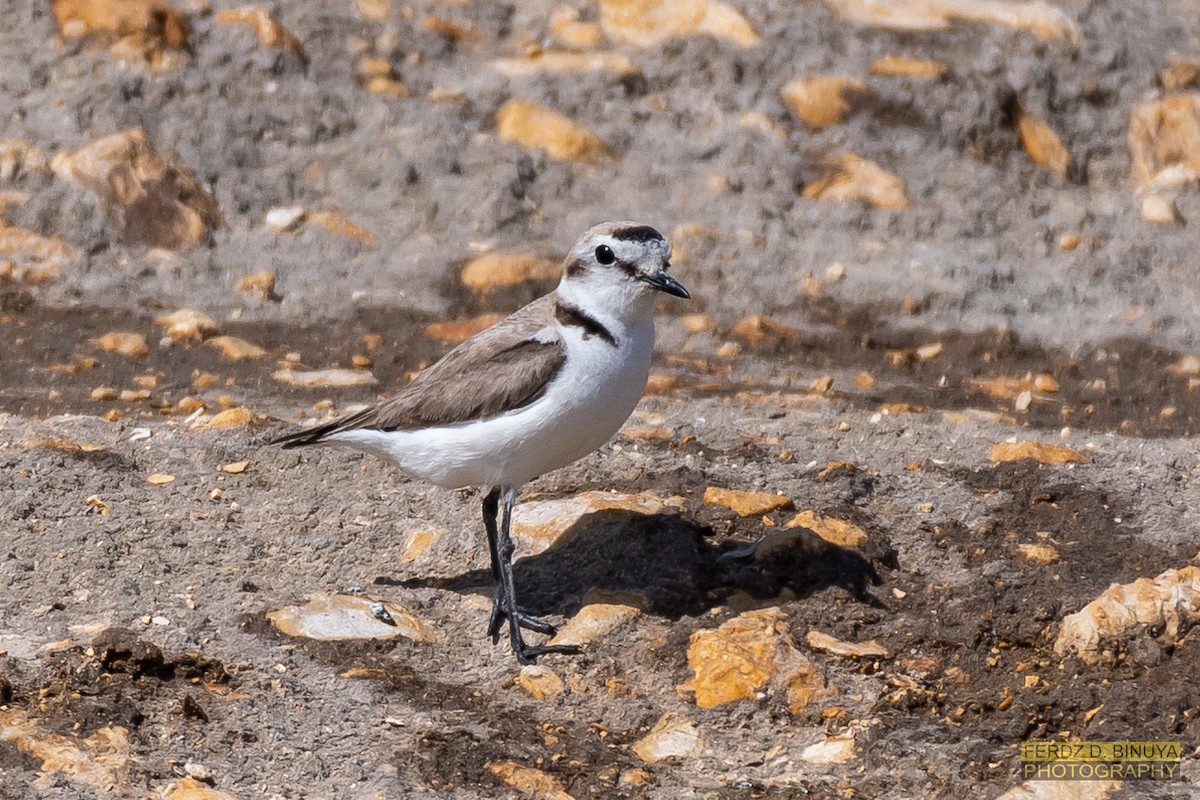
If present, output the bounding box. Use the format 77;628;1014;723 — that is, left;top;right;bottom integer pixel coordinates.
795;460;1200;782
737;297;1200;438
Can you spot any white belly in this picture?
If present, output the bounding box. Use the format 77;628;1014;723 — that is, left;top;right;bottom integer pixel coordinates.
327;318;654;488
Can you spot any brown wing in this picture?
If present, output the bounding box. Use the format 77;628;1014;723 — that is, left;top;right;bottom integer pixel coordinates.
273;296;565;447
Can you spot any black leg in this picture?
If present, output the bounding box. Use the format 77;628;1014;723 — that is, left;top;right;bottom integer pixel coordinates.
483;487;564;643
492;486;581;664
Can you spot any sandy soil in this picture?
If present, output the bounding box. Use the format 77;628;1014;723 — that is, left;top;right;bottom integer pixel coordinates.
2;0;1200;798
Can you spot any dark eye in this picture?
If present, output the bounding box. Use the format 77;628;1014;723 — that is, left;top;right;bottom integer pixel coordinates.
594;245;616;266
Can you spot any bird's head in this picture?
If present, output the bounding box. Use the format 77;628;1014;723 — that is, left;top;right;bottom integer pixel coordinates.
559;223;690;314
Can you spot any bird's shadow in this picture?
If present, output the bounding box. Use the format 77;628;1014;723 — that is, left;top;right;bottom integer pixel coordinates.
388;509;892;620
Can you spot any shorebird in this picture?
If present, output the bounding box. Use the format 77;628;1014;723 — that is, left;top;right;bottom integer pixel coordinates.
273;222;690;663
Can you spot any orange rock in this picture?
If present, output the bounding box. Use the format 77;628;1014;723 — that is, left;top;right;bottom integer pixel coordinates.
497;100;611;163
1055;565;1200;666
146;472;175;485
234;271;277;302
787;510;868;549
424;313;504;344
802;153;909;211
1016;105;1070;177
599;0;760;47
400;528;440;562
869;54;947;79
206;335;266;361
91;331;150;358
987;440;1087;464
0;222;76;283
1128;94;1200;191
51;129;220;249
1016;542;1059;565
781;75;871;129
678;607;832;710
218;460;249;474
1160;54;1200;92
485;761;574;800
515;665;565;700
703;486;793;516
0;708;131;794
198;406;257;429
163;777;241;800
156;308;221;342
730;314;800;345
548;602;642;647
823;0;1080;43
51;0;190;49
307;211;377;245
460;252;560;295
215;6;306;64
549;5;606;49
423;13;482;42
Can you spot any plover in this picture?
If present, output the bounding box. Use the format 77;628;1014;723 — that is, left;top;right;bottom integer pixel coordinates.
273;222;690;663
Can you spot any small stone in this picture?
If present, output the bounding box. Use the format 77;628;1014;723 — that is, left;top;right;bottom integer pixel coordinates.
516;665;564;700
823;0;1079;42
496;100;611;164
198;407;258;429
218;460;249;474
267;593;431;642
632;712;703;763
90;386;118;401
492;51;638;78
1058;232;1081;251
214;6;307;65
156;309;221;343
802;153;909;211
548;603;642;648
869;54;947;79
598;0;759;46
988;440;1087;465
460;252;560;295
264;206;305;232
92;332;150;358
805;630;888;660
679;313;716;333
786;510;868;549
800;731;856;764
147;473;175;485
486;761;574;800
730;314;800;345
1141;195;1181;224
400;529;440;562
207;335;266;361
272;368;377;388
781;75;871;129
424;314;504;344
703;487;793;517
234;271;277;301
307;211;377;245
1017;542;1060;565
1016;105;1070;178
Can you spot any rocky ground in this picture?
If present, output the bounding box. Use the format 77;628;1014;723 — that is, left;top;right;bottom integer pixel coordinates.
3;0;1200;798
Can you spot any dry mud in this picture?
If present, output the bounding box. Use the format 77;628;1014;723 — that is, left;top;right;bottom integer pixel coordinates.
2;0;1200;798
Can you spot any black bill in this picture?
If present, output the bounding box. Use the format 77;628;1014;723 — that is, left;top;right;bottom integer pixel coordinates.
640;270;691;299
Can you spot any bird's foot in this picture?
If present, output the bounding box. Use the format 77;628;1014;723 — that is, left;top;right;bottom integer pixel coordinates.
513;641;582;666
487;596;558;641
